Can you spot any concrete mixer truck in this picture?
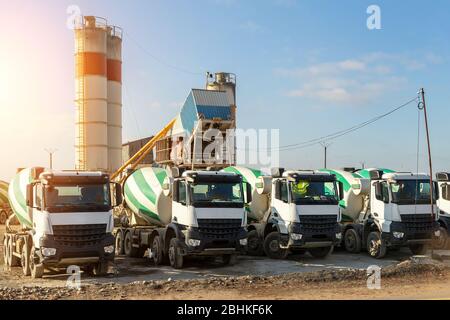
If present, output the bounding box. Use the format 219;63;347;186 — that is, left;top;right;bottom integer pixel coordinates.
114;167;248;269
3;167;121;278
0;180;13;224
321;168;439;258
223;167;342;259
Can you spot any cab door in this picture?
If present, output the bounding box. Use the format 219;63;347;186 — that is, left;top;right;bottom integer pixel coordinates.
370;181;391;230
172;180;190;226
271;179;290;233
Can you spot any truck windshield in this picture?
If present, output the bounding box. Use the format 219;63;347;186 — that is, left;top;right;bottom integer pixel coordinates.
291;180;339;205
190;182;244;207
390;180;436;205
45;184;111;212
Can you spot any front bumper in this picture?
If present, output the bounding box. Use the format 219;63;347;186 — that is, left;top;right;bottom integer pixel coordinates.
382;220;439;247
179;226;247;256
280;222;341;249
38;233;115;267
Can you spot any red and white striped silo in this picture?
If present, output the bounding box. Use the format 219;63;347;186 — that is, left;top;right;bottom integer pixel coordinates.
106;26;123;173
74;16;109;171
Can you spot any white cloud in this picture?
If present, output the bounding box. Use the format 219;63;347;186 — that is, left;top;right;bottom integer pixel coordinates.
240;20;264;33
277;52;438;106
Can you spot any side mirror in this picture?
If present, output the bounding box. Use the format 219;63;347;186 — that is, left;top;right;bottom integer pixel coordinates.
245;183;252;203
114;182;123;207
172;180;179;202
374;182;382;200
274;181;280;200
434;181;440;200
26;184;33;207
338;182;344;201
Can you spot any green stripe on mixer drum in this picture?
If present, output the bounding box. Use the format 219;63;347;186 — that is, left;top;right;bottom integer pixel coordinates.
154;169;167;186
133;170;157;205
124;180;160;221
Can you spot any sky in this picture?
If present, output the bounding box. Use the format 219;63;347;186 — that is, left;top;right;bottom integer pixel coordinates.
0;0;450;180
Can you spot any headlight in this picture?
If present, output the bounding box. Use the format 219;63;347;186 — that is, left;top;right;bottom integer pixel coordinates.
239;238;248;246
336;232;342;240
435;230;441;237
41;247;56;257
187;239;201;247
290;233;303;241
104;245;115;254
393;231;404;239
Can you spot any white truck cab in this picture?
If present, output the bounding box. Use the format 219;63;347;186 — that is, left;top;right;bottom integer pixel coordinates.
248;168;342;259
340;169;440;258
4;168;121;278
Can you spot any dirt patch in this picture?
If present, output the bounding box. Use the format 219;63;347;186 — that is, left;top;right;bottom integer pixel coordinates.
0;259;447;300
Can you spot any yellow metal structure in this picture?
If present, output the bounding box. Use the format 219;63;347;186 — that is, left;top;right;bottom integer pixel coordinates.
111;118;176;183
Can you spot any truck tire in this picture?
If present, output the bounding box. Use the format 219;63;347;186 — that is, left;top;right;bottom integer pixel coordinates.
124;230;140;258
263;231;288;259
246;230;264;256
115;230;124;256
309;246;334;258
93;261;109;276
433;226;448;250
151;235;164;266
409;244;428;255
168;238;184;269
29;248;44;279
221;254;236;266
21;243;31;276
367;231;387;259
344;228;361;253
0;210;7;224
8;237;19;267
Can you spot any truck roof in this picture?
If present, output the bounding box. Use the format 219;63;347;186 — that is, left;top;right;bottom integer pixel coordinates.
41;170;106;177
183;170;238;177
382;172;430;181
283;170;334;178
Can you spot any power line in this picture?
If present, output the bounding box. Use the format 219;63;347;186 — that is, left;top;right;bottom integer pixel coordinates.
240;96;418;152
124;31;203;76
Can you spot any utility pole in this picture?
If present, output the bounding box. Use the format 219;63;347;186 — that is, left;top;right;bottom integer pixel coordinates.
418;88;434;220
359;161;366;169
44;148;57;169
319;142;332;168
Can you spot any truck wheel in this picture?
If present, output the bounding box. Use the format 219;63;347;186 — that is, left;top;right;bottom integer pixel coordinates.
115;231;124;256
344;228;361;253
3;235;10;270
409;244;428;255
247;230;264;256
433;226;448;250
8;237;19;267
221;254;236;266
367;231;387;259
151;235;164;266
93;261;109;276
309;246;334;258
263;231;288;259
124;231;140;258
0;210;7;224
29;249;44;279
21;243;31;276
168;238;184;269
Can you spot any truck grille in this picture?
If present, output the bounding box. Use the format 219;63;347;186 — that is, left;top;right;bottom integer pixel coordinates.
52;224;107;247
400;214;434;239
197;219;242;239
299;215;338;235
